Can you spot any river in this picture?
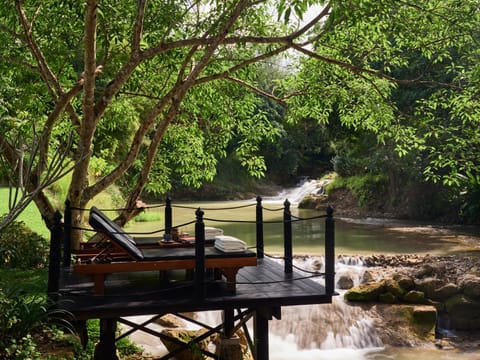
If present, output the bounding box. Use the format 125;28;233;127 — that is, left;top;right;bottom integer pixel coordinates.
124;181;480;359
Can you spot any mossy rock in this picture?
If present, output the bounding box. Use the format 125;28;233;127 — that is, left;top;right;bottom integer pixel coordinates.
385;279;405;298
414;278;444;299
410;306;437;340
160;329;210;360
460;275;480;300
393;274;415;292
431;283;459;301
379;292;397;304
399;306;436;341
444;294;480;329
344;281;385;302
403;290;425;304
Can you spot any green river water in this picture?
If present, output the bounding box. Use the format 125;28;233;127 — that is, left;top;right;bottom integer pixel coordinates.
124;199;480;359
127;200;480;256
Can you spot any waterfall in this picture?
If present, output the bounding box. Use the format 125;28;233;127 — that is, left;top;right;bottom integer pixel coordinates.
194;257;384;359
124;257;383;359
268;257;383;354
263;178;326;204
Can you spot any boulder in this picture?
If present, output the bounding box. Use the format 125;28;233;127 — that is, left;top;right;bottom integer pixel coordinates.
379;292;397;304
410;306;437;340
385;279;405;298
361;270;375;283
373;304;436;345
344;281;385;302
393;274;415;292
337;273;355;290
414;278;445;298
444;294;480;330
311;259;323;272
431;283;459;301
160;329;211;360
460;275;480;299
403;290;425;304
154;314;186;328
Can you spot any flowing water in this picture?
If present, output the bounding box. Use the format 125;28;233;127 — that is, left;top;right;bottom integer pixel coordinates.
125;180;480;359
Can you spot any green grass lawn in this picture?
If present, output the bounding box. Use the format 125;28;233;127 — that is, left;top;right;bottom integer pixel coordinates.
0;188;50;238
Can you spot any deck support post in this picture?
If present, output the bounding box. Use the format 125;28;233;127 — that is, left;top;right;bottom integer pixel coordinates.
283;199;292;273
47;211;62;301
94;318;119;360
63;200;72;267
253;307;271;360
325;206;335;295
216;308;242;360
256;196;264;259
165;197;172;238
195;208;206;300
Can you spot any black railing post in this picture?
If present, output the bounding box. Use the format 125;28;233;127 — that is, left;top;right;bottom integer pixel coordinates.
47;211;62;300
256;195;264;259
283;199;292;274
194;208;206;300
325;206;335;295
165;196;172;238
63;199;72;267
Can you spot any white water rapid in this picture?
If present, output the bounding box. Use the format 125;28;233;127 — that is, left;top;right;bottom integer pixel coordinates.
267;256;383;359
123;257;386;359
262;178;327;204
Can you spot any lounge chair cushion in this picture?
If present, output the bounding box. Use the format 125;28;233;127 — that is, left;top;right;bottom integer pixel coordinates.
89;207;144;260
88;207;256;262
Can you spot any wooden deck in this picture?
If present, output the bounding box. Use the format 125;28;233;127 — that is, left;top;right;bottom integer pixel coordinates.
49;199;335;359
58;257;332;320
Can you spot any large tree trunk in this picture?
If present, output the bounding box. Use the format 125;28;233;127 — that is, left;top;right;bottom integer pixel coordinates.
68;0;98;250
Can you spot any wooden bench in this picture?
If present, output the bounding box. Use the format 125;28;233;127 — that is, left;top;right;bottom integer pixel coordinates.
73;207;257;295
74;247;257;295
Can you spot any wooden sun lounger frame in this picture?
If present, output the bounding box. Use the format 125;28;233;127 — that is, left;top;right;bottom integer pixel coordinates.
73;207;257;296
74;253;257;296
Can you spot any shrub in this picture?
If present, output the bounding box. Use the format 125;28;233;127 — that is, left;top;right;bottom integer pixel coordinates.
0;219;48;269
327;174;388;207
0;283;78;360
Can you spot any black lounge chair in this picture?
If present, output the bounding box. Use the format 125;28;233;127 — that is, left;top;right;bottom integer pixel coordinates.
73;207;257;295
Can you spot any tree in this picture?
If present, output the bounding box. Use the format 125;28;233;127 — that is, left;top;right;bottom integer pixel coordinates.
281;0;480;220
1;0;479;245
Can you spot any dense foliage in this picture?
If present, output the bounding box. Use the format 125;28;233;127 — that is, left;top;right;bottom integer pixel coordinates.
0;219;48;269
1;0;479;227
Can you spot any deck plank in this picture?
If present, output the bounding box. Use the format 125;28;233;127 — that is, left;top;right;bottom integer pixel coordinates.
58;257;332;320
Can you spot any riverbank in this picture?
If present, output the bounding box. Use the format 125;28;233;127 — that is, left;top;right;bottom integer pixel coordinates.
124;253;480;359
337;254;480;352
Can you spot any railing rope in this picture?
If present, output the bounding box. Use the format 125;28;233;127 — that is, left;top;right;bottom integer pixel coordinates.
283;199;293;274
256;196;264;259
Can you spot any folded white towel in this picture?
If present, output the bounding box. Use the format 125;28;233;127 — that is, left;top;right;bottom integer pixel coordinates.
215;244;246;253
205;227;224;240
214;235;246;252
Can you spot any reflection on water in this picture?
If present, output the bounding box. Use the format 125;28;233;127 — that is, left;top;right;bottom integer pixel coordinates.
127;200;480;256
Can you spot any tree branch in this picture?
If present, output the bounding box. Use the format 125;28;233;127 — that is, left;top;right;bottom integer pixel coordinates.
131;0;147;53
226;76;286;104
291;43;461;89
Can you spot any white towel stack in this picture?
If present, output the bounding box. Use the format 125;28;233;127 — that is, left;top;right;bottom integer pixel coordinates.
205;227;224;240
214;235;247;253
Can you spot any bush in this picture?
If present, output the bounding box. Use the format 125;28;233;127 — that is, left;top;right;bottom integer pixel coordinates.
331;154;363;177
327;174;388;207
81;319;143;358
0;281;80;360
0;219;48;269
